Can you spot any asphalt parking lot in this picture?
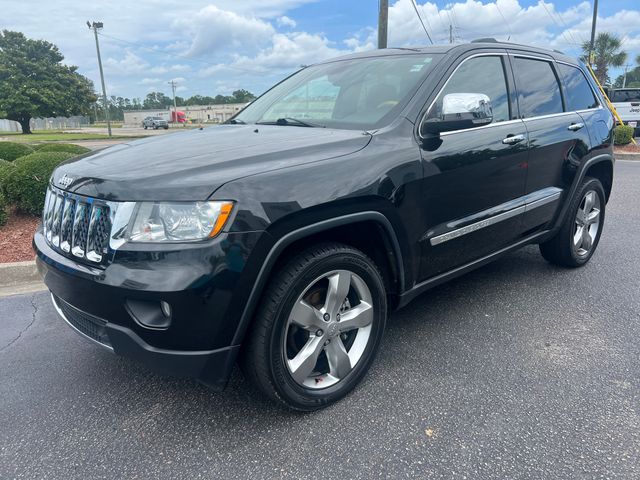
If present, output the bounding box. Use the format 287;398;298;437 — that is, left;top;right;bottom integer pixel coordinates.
1;161;639;479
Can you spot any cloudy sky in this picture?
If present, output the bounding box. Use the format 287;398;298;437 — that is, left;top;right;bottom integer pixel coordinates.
3;0;640;100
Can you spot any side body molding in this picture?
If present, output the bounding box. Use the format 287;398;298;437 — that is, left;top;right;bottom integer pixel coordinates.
230;211;405;346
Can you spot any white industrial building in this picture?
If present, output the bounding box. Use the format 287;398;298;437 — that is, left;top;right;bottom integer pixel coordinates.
123;103;249;127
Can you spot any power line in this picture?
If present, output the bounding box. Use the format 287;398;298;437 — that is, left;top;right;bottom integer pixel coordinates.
494;2;513;41
96;31;265;75
410;0;433;44
540;1;575;50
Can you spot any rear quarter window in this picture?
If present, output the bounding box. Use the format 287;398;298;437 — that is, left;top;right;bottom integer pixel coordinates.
557;63;599;111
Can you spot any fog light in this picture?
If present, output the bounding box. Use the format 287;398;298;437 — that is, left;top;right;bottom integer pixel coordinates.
160;301;172;318
125;299;172;330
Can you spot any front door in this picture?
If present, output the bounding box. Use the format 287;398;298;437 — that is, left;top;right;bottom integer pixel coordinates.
417;53;529;280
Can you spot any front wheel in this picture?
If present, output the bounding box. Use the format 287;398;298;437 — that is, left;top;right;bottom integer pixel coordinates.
539;177;606;267
241;243;387;411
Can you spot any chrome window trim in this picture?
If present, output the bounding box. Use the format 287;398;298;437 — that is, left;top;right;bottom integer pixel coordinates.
417;52;509;140
521;111;575;122
429;189;562;246
510;53;554;62
418;51;604;137
438;118;524;136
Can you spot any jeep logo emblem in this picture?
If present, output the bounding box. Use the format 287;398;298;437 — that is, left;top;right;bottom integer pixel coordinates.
58;174;74;188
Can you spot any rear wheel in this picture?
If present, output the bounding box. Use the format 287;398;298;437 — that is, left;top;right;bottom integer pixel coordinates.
539;177;605;267
241;243;387;411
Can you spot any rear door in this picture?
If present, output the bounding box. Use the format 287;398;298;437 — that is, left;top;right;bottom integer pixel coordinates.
509;53;591;232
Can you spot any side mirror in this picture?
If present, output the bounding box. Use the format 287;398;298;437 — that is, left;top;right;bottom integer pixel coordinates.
421;93;493;136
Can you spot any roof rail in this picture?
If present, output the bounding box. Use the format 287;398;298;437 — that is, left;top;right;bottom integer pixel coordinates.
471;38;498;43
553;49;564;54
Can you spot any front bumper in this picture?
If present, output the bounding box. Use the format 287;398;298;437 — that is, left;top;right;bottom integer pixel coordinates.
50;293;238;389
34;226;264;389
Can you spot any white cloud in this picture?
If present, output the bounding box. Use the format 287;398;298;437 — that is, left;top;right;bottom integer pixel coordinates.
174;5;275;57
277;16;297;28
140;78;162;85
2;0;639;99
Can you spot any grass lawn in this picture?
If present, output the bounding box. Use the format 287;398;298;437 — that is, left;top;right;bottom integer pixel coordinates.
0;131;140;142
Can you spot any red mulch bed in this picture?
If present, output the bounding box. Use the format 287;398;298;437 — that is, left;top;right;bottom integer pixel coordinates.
614;143;640;153
0;209;40;263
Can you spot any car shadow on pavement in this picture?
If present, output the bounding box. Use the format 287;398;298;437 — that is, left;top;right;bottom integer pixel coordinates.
58;245;565;423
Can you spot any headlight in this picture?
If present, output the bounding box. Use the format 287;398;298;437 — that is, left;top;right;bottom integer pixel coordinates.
128;201;234;242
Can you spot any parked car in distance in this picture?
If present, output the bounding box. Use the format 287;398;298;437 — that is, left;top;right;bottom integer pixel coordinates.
142;116;169;129
609;87;640;136
35;39;614;411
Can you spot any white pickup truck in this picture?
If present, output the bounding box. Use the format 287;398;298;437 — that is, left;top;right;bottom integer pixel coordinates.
610;88;640;136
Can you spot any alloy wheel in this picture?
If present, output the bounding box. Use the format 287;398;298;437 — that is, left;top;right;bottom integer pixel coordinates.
573;190;601;257
283;269;374;389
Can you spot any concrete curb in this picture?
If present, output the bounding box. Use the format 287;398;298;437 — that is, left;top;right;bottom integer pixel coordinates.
0;260;46;298
614;151;640;161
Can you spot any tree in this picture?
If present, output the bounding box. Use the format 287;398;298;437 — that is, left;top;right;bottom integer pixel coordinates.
0;30;96;134
142;91;172;109
232;89;256;103
613;55;640;88
581;32;627;85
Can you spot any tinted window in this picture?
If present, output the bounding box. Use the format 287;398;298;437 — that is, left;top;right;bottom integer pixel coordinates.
558;64;598;111
513;57;563;118
428;56;510;123
611;89;640;103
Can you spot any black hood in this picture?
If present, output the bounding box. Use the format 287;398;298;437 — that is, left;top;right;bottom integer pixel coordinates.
52;125;371;201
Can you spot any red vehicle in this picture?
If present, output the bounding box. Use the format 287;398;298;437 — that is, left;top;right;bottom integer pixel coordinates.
171;111;187;123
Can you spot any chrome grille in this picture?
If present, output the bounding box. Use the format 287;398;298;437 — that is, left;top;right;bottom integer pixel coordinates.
43;186;113;264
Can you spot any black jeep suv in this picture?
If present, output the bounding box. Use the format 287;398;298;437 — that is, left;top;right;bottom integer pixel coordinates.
35;41;614;410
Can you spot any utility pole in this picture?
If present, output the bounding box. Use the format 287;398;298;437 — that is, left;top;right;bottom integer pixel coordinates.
87;21;111;137
622;64;631;88
168;80;178;125
449;24;454;44
378;0;388;49
588;0;599;66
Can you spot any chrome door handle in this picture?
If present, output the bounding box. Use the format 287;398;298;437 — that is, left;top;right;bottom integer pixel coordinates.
568;122;584;131
502;134;526;145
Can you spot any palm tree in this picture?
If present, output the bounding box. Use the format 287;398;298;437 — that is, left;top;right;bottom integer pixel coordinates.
581;32;627;85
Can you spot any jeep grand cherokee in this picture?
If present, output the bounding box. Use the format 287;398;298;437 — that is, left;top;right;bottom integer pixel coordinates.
35;41;614;410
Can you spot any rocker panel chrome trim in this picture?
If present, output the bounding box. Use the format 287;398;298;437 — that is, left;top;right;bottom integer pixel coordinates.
429;188;562;246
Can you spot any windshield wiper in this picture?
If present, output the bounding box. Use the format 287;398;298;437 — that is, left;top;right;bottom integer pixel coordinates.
256;117;325;128
226;118;246;124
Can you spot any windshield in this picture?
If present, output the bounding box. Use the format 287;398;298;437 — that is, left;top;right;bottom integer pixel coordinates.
235;54;440;130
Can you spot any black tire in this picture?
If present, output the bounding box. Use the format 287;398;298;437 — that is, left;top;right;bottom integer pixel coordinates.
143;125;147;130
241;243;387;411
164;126;169;130
539;177;606;267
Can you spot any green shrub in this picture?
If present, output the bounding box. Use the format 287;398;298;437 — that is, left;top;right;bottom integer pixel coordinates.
0;192;7;227
4;152;74;215
31;143;91;155
0;142;34;161
614;125;634;145
0;159;16;195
